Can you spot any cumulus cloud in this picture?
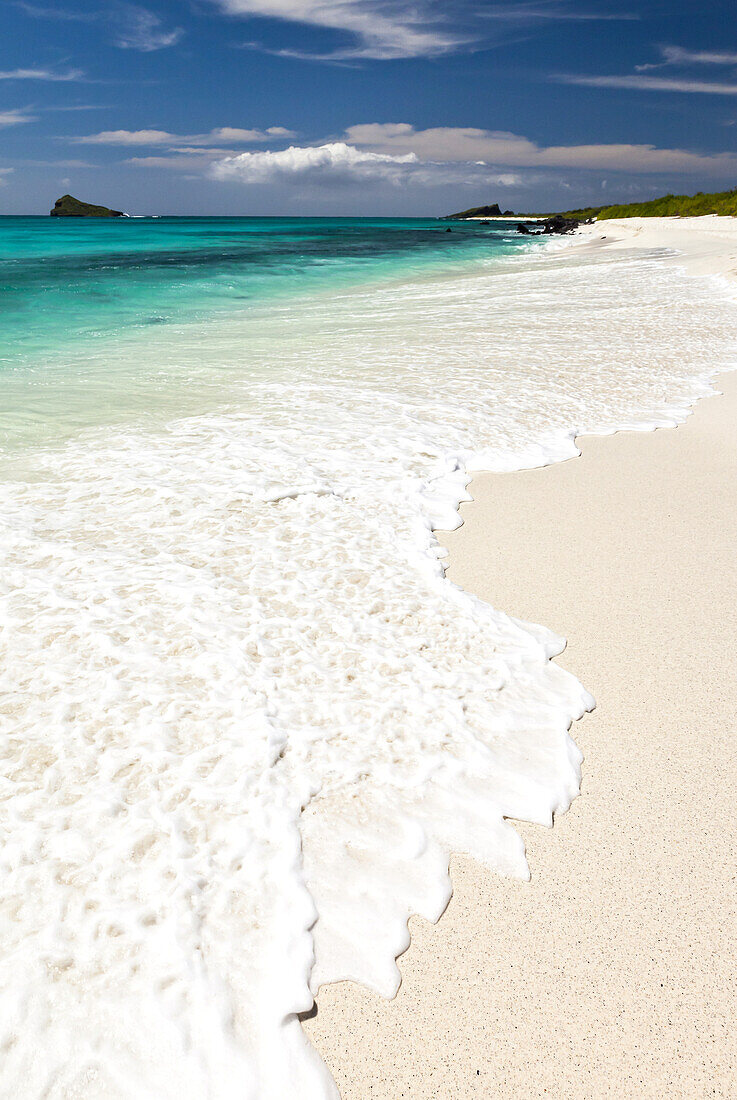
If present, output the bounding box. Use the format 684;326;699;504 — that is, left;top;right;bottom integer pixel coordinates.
206;141;525;190
210;141;419;183
344;122;737;174
74;126;294;146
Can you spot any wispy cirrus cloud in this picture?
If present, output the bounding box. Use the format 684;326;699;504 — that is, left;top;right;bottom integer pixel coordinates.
215;0;465;60
13;157;97;167
0;168;15;185
213;0;634;62
44;103;112;111
636;45;737;71
15;2;183;52
0;66;85;81
561;41;737;95
12;1;94;18
480;2;638;21
556;73;737;95
113;4;184;51
0;107;38;125
73;126;294;146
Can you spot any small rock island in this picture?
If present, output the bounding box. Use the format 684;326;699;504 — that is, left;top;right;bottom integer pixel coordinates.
50;194;126;218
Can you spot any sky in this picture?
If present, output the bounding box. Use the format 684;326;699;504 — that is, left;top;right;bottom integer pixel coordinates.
1;0;736;214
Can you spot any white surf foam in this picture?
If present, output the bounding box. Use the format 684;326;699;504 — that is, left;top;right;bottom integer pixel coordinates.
1;244;735;1097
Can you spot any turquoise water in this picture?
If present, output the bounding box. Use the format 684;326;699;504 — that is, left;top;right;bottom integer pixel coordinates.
0;215;530;450
0;216;525;367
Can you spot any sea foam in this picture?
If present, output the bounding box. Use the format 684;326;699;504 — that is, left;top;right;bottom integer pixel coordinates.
1;243;735;1097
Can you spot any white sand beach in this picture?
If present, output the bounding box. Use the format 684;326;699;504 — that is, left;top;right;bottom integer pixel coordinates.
304;218;737;1096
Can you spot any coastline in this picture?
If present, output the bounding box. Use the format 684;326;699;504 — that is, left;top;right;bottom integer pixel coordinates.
5;215;736;1095
304;217;737;1095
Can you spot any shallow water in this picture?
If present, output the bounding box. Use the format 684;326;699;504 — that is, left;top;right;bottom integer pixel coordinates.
1;219;735;1097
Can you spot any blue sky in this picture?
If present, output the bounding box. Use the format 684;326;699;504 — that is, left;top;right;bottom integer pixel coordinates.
1;0;736;214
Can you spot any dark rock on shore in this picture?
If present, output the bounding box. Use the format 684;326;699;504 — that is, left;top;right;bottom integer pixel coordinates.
541;214;581;234
517;215;582;236
50;194;125;218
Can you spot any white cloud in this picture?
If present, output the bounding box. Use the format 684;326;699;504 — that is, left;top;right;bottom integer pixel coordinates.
113;4;184;51
210;141;419;183
0;108;37;126
19;158;97;167
13;2;96;20
15;2;183;52
0;168;14;185
43;103;111;111
480;3;638;20
75;129;176;145
344;122;737;174
127;154;229;168
206;141;525;190
556;73;737;95
125;123;737;191
214;0;637;60
74;126;295;146
637;45;737;71
212;0;468;59
0;67;84;81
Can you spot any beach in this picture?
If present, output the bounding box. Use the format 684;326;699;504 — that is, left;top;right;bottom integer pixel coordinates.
2;215;736;1097
304;219;737;1096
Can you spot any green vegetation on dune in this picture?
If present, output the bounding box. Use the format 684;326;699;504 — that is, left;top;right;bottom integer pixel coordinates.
547;187;737;221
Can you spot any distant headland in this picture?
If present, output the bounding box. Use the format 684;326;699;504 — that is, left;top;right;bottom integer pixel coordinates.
50;194;126;218
447;203;515;219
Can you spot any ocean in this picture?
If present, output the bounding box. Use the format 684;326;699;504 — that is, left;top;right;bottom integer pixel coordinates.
1;216;735;1097
0;216;528;448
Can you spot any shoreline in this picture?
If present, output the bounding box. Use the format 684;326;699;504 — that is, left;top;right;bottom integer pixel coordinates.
305;217;737;1095
5;215;736;1096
